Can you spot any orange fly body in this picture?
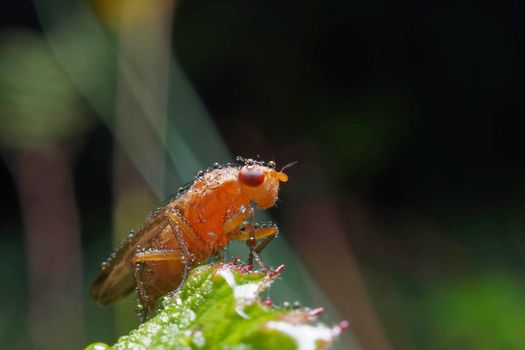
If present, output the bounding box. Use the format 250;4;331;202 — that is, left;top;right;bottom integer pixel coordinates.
90;158;291;319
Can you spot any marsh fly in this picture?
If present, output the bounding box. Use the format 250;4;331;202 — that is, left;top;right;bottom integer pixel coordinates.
90;158;292;319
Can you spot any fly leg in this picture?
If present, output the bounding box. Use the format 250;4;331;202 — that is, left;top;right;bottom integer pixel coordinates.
238;224;278;270
132;249;185;322
132;208;202;322
211;247;226;262
222;205;254;261
254;231;278;255
223;207;278;269
237;224;278;241
165;208;202;294
223;205;254;234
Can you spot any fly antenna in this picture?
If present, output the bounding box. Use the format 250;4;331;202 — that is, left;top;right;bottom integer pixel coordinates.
279;161;298;173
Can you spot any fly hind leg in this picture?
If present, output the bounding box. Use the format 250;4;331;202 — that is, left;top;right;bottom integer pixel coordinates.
133;208;203;322
132;249;186;322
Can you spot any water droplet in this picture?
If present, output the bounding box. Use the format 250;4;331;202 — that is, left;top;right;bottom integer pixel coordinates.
192;330;206;348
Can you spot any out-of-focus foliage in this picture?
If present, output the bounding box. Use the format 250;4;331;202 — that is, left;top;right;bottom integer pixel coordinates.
0;30;92;150
86;262;344;350
426;273;525;350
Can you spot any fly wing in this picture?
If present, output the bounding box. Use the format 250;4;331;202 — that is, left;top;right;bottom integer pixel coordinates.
90;208;170;306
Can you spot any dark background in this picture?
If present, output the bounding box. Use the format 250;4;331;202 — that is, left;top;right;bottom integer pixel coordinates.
2;0;525;349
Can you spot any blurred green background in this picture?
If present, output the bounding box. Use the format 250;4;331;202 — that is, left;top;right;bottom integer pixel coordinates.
1;0;525;349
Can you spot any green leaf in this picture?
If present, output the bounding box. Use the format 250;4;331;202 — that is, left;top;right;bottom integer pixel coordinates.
87;261;344;349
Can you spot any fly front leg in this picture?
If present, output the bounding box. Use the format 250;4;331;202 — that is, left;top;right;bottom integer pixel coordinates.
222;206;278;269
236;224;277;241
238;224;278;269
223;205;254;262
223;205;254;234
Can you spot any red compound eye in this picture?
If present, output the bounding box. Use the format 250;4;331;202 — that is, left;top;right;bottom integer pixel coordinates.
239;166;265;187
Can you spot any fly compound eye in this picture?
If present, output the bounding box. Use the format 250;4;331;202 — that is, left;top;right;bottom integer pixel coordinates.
239;166;265;187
